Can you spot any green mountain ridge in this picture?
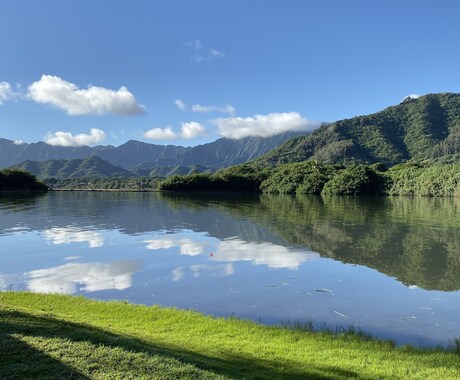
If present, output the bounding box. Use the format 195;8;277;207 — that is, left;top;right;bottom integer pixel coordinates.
257;93;460;166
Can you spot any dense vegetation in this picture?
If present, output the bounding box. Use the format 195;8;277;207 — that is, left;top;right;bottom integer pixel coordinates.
0;169;47;191
158;168;264;192
257;93;460;166
46;176;162;191
1;293;459;379
159;160;460;197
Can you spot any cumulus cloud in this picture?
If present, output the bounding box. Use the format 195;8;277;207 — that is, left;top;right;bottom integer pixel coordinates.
0;81;16;105
181;121;207;139
191;103;235;115
44;128;106;147
28;75;145;116
143;127;176;140
214;112;318;139
174;99;187;110
13;140;25;145
144;121;207;141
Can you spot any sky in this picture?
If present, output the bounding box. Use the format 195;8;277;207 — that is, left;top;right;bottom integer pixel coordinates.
1;0;460;148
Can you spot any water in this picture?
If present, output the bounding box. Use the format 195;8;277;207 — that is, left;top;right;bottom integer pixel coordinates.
0;191;459;347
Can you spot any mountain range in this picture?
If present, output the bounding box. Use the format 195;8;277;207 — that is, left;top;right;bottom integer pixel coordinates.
1;132;302;177
4;93;460;178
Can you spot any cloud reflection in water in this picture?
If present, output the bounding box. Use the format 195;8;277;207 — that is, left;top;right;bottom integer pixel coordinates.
214;238;319;270
42;227;104;248
145;233;319;282
23;260;139;294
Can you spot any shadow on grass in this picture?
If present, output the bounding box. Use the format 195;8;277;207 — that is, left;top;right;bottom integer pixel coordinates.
0;309;366;380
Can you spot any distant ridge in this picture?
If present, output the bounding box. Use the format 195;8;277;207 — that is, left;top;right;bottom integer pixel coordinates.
11;156;134;178
0;132;303;170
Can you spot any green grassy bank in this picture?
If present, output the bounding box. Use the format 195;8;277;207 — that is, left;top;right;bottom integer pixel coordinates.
0;293;459;379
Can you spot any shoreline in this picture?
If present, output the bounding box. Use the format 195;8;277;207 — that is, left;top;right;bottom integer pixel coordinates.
1;292;459;379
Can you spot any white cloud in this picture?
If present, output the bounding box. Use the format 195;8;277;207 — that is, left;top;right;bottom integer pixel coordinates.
214;112;318;139
143;127;177;140
209;49;225;59
144;121;207;141
401;94;421;103
25;260;139;293
28;75;145;116
181;121;207;139
13;140;25;145
174;99;187;110
191;103;235;115
0;81;16;105
42;227;104;248
44;128;106;147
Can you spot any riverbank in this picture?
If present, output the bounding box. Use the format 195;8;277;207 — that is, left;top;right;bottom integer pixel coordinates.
1;293;458;379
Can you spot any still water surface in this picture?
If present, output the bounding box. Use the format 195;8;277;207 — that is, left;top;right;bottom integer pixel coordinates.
0;192;459;347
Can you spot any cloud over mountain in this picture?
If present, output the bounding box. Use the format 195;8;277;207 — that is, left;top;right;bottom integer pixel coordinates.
214;112;318;139
144;121;207;140
45;128;106;147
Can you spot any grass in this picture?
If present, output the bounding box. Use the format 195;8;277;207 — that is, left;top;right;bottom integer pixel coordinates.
0;293;459;379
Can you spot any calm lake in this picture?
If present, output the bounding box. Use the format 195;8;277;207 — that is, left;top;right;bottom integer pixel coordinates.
1;192;459;347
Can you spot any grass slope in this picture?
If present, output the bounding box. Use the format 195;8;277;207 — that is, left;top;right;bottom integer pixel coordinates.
1;293;459;379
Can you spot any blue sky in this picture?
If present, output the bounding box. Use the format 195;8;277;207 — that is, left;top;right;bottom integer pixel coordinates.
1;0;460;147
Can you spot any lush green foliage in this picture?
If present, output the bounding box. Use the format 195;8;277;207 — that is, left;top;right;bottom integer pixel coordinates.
158;166;264;192
47;176;162;191
322;165;383;195
1;293;459;379
0;169;47;191
257;93;460;166
159;159;460;198
259;161;337;194
385;163;460;196
160;162;387;196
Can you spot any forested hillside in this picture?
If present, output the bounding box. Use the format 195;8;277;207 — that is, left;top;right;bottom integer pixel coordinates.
0;169;47;191
257;93;460;166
